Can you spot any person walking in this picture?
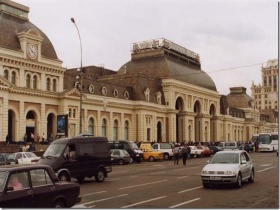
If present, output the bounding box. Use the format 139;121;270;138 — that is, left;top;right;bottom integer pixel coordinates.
181;144;188;165
173;146;180;165
5;134;10;145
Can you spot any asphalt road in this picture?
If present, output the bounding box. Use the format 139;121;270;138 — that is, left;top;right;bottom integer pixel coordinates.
74;152;279;209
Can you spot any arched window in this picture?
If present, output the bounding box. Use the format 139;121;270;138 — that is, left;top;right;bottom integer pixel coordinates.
113;120;118;141
46;78;51;91
11;71;16;84
4;70;8;80
53;79;57;92
33;75;37;89
88;117;94;135
26;74;31;88
68;108;72;118
73;109;76;118
124;120;129;140
101;119;107;137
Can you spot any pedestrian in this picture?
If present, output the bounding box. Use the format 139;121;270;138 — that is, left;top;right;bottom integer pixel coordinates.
181;144;188;165
42;133;45;143
173;146;180;165
5;134;10;145
36;133;40;144
23;133;27;144
186;145;191;160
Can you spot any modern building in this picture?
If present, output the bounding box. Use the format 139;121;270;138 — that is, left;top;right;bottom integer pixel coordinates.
0;0;277;144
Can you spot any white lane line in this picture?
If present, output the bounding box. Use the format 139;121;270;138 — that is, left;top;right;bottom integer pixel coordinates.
257;166;276;173
81;194;129;206
119;180;168;190
121;196;167;208
177;176;188;179
150;171;165;175
80;191;107;197
260;163;272;167
169;198;201;208
178;186;203;193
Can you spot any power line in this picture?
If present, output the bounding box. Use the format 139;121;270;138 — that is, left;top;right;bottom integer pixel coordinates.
206;62;266;74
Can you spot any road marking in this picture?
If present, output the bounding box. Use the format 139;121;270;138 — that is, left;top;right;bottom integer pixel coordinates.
169;198;201;208
257;166;276;173
150;171;165;175
177;175;188;179
260;163;272;167
111;170;129;174
178;186;203;193
80;191;107;197
81;194;129;206
119;180;168;190
121;196;167;208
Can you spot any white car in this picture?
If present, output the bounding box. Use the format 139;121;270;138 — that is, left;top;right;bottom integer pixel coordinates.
13;152;40;164
189;146;203;158
201;150;254;188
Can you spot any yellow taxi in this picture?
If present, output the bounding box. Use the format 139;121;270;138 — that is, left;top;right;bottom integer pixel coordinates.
140;143;164;162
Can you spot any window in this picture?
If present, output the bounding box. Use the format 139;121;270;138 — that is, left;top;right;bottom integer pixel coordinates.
73;109;76;118
26;74;31;88
88;117;94;135
11;71;16;84
101;119;107;137
124;121;129;140
4;70;8;80
68;108;72;118
53;79;56;92
30;169;52;187
8;171;29;190
113;120;118;141
79;143;93;156
33;75;37;89
46;78;50;91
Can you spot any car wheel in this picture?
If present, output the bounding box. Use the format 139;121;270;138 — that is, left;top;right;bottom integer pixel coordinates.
136;159;141;163
95;169;105;182
248;169;254;183
53;200;66;208
202;183;209;188
236;173;242;188
164;153;169;160
76;176;85;184
119;159;124;165
58;172;70;182
149;156;155;162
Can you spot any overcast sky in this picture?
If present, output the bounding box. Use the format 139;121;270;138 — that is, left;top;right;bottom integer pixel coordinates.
15;0;278;95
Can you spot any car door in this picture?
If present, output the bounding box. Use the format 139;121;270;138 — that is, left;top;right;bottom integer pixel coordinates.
2;171;33;208
30;168;56;208
239;152;250;179
15;153;24;164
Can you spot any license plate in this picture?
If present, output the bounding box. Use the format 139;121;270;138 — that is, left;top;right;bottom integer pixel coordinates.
210;176;221;180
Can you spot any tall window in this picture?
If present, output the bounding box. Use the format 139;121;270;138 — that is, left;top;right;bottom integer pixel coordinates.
26;74;31;88
113;120;118;141
46;78;50;91
53;79;56;92
4;70;8;80
101;119;107;137
124;121;129;140
68;108;72;118
88;117;94;135
11;71;16;84
73;109;76;118
33;75;37;89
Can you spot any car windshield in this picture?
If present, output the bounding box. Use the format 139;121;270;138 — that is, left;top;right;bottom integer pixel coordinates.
128;141;140;150
43;144;66;158
210;153;239;164
0;171;8;192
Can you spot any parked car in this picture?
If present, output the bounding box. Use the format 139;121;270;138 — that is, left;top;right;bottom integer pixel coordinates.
201;150;254;188
239;144;253;153
189;146;203;158
0;164;81;208
208;146;223;154
152;143;174;160
218;141;239;150
140;143;164;162
13;152;40;164
110;149;130;165
196;145;212;157
0;153;18;165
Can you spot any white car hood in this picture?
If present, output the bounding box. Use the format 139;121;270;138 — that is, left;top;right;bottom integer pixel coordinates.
203;163;239;172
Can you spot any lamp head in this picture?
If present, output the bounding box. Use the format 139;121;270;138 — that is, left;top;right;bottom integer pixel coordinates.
71;17;75;23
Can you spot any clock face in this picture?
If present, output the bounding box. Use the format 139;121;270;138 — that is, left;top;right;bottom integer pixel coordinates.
27;44;37;59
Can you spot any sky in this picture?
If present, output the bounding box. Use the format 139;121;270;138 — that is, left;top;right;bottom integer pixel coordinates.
15;0;278;95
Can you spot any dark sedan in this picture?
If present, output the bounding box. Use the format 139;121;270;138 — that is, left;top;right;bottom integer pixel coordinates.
0;153;18;165
208;146;223;154
110;149;130;165
0;164;81;208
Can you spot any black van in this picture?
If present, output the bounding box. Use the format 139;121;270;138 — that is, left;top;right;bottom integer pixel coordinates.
38;136;112;183
109;140;143;163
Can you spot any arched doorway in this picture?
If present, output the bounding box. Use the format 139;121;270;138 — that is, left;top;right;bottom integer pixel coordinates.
175;97;184;143
157;121;162;142
26;111;36;142
8;110;16;142
194;100;201;142
47;113;56;142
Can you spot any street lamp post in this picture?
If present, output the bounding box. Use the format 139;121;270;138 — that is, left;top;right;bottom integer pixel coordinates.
71;17;83;134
